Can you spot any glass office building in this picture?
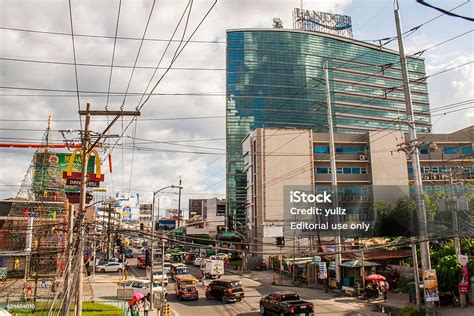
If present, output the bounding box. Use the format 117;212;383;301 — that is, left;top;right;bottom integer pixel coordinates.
226;28;431;229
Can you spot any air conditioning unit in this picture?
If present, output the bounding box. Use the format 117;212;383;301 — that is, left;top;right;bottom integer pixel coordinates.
422;175;429;180
359;155;367;160
362;196;370;201
431;174;438;180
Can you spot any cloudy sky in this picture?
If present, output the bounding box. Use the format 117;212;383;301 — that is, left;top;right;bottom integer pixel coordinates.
0;0;473;212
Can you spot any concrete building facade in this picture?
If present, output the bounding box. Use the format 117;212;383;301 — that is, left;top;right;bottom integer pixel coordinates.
243;127;473;265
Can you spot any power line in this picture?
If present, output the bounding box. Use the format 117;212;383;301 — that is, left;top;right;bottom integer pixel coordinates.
416;0;474;22
0;25;226;44
105;0;122;110
67;0;82;131
120;0;157;109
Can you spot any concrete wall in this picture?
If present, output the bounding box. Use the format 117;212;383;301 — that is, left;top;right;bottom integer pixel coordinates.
245;129;314;265
369;130;409;202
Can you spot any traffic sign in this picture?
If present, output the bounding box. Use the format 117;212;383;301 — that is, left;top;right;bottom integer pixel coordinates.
458;254;468;266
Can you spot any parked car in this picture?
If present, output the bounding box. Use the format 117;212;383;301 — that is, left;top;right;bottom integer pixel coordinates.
124;279;167;300
205;280;244;303
260;291;314;315
193;257;205;267
95;262;123;273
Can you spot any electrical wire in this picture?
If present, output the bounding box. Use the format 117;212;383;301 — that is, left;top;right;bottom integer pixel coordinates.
67;0;82;131
104;0;122;110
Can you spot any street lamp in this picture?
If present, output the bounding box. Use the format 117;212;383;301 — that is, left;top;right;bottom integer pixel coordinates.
150;185;183;311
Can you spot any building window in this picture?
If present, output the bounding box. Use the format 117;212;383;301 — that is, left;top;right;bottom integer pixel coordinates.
420;146;429;154
431;166;439;173
361;167;367;174
421;166;430;173
351;168;361;174
461;145;473;155
316;167;330;174
315;146;329;154
335;146;365;154
408;166;414;174
343;167;352;174
443;146;459;155
337;168;343;174
243;153;250;166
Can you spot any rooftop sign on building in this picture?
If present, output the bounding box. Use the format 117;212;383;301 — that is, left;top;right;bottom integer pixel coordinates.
292;8;353;38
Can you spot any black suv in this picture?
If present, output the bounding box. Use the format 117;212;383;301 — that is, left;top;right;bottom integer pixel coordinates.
205;280;244;303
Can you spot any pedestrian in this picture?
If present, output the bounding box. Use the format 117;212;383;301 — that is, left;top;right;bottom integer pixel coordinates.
131;299;140;316
142;297;150;316
128;299;135;316
383;280;389;302
199;270;206;286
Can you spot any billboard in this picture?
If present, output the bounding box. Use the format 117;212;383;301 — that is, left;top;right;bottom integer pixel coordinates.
159;219;176;231
116;192;140;222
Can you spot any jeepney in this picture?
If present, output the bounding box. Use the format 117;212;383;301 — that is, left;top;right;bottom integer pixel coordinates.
174;274;199;301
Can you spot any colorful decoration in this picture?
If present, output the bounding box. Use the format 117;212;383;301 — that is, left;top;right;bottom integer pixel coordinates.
14;258;20;270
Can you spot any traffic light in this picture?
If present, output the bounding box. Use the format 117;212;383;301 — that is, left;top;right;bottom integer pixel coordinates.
145;249;151;267
276;237;285;246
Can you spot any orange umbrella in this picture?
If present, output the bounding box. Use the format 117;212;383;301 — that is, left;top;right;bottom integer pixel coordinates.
365;274;386;281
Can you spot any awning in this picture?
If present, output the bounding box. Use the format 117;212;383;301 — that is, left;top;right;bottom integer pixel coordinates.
340;260;380;268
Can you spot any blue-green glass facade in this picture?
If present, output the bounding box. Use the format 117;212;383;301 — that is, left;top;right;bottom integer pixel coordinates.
226;29;431;229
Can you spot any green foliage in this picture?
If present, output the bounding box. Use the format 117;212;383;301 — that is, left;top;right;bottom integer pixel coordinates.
374;198;417;236
400;306;425;316
430;239;474;292
394;277;413;294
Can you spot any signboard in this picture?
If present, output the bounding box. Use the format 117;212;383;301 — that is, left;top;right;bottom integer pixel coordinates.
116;192;140;222
32;152;63;193
189;199;205;216
319;262;327;279
422;269;440;302
159;219;176;231
264;226;283;238
293;8;353;38
458;254;468;266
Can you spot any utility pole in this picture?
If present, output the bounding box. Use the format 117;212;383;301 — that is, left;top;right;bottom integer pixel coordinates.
411;238;421;311
75;102;91;316
394;1;433;313
62;204;75;316
61;105;140;316
324;61;342;286
177;176;182;227
150;192;157;311
448;170;466;307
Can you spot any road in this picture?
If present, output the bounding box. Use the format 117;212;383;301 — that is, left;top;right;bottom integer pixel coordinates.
161;265;382;316
91;248;384;315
